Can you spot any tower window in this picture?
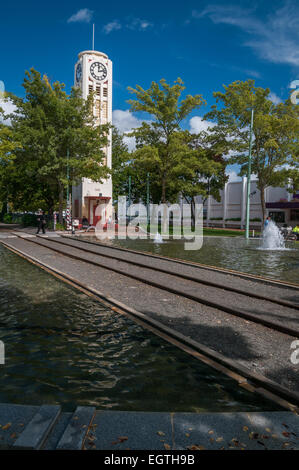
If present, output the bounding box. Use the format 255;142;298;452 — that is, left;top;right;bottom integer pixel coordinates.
103;88;108;97
96;85;101;96
95;100;101;117
102;101;108;119
89;85;93;94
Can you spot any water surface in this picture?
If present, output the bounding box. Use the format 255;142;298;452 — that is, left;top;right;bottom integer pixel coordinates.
0;243;282;412
89;236;299;283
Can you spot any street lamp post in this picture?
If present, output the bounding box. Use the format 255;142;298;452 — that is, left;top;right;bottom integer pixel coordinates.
128;175;132;211
66;148;69;205
245;108;254;240
66;148;71;231
146;172;150;228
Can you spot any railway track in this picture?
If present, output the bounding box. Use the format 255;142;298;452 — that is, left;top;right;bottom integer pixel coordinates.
1;233;299;412
64;235;299;307
69;234;299;290
9;232;299;338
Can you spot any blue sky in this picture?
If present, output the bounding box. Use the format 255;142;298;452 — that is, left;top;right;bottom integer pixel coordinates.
1;0;298;179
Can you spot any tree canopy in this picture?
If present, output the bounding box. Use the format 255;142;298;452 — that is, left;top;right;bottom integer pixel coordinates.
127;78;206;203
1;68;110;221
205;80;299;220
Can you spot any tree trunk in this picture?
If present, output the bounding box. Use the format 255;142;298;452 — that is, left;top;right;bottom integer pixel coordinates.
46;197;54;217
191;197;195;231
260;186;266;224
0;199;7;220
161;174;166;204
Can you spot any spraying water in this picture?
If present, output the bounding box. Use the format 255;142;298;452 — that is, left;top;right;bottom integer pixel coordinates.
154;232;164;243
260;220;286;250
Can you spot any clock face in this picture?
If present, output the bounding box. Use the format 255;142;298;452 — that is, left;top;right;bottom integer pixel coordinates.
90;62;107;81
76;63;82;83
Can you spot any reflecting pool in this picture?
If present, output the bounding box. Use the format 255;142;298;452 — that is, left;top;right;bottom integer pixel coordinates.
95;236;299;284
0;244;282;412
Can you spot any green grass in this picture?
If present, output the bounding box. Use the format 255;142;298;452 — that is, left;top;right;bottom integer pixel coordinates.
139;223;257;237
203;228;244;237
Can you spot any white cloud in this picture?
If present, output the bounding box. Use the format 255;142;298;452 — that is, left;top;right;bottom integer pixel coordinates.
122;136;137;152
102;20;122;35
227;170;240;182
112;109;152;151
113;110;143;133
275;163;296;171
67;8;93;24
226;169;258;181
242;69;261;79
268;92;283;104
189;116;215;134
192;2;299;66
103;17;153;35
0;98;17;125
226;170;242;182
127;18;153;31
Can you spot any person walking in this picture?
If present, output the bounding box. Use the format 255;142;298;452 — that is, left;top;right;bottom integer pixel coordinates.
292;224;299;240
36;211;46;234
82;216;89;231
264;216;271;228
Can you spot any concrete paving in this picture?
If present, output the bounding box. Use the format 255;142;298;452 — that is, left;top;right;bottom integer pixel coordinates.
0;404;298;450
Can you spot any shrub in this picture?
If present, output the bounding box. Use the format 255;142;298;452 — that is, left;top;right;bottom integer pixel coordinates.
22;213;38;227
3;214;13;224
11;214;23;224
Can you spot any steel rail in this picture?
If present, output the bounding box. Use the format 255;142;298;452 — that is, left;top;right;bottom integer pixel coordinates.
64;234;299;289
38;234;298;310
1;238;299;413
12;234;299;338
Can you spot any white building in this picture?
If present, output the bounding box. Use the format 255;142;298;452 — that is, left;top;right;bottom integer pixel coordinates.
198;177;299;228
72;50;113;225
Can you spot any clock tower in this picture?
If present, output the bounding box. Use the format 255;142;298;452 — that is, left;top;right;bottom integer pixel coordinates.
72;50;113;226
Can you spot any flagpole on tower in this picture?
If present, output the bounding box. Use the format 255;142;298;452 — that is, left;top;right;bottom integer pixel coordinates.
92;23;95;50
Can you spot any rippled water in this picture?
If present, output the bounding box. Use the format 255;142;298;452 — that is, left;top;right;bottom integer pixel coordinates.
0;244;282;412
96;236;299;283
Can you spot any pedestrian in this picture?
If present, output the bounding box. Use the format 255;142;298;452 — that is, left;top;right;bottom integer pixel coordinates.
292;224;299;240
82;216;89;230
264;216;271;228
36;211;46;234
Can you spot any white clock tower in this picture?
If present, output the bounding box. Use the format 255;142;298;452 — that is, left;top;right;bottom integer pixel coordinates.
72;50;113;226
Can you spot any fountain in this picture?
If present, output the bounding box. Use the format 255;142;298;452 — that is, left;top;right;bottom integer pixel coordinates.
260;220;286;250
154;232;164;243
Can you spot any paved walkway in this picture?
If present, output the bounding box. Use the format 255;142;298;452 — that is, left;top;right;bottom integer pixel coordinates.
0;403;298;450
0;223;21;230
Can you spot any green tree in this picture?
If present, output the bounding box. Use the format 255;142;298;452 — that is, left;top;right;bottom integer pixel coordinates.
0;116;20;219
111;127;156;212
205;80;299;221
165;130;227;227
6;69;110;222
111;126;130;204
127;78;205;203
